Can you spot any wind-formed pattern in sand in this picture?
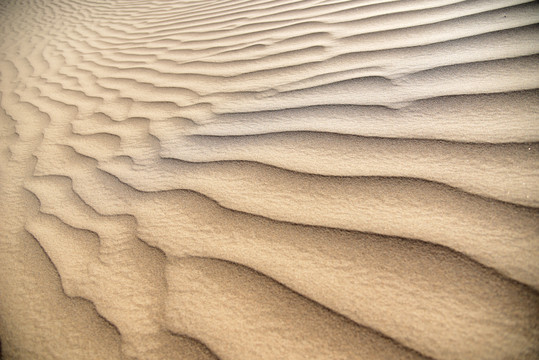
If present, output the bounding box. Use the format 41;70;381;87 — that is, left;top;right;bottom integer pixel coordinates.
0;0;538;359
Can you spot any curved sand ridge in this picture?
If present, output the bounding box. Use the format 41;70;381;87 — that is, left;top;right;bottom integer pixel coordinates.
0;0;538;359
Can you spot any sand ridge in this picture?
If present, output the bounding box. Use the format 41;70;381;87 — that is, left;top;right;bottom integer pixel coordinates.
0;0;538;359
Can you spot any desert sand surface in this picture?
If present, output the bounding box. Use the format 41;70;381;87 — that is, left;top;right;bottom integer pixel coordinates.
0;0;538;359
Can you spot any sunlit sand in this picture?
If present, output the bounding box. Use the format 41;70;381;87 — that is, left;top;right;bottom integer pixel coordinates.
0;0;538;359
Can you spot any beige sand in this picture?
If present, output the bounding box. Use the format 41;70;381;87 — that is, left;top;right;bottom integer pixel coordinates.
0;0;538;359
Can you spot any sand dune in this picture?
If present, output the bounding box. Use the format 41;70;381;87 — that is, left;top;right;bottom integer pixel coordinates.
0;0;538;359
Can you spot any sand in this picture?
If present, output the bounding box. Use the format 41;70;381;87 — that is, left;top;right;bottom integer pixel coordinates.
0;0;538;359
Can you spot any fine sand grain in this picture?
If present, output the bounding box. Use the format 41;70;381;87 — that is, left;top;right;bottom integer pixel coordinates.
0;0;538;359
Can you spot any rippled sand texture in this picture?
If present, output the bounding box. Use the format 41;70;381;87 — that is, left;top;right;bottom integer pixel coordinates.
1;0;538;359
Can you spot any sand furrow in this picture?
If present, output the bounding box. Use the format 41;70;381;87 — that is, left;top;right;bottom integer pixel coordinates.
96;156;539;288
157;133;539;206
186;92;539;142
165;256;429;360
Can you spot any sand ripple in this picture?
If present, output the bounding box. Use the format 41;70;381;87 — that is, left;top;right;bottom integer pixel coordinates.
0;0;538;359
